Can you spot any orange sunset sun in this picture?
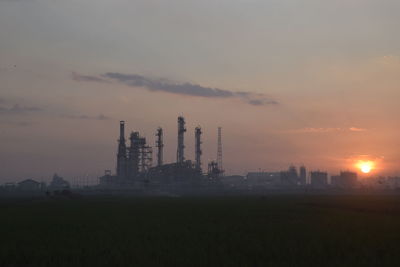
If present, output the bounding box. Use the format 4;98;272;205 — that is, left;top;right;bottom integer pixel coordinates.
356;161;375;174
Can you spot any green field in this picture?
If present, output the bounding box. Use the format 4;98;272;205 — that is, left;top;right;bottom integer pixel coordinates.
1;195;400;266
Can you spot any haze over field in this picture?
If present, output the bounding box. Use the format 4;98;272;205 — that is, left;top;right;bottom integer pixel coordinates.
1;0;399;182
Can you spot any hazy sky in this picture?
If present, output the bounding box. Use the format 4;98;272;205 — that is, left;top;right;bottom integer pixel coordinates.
1;0;399;182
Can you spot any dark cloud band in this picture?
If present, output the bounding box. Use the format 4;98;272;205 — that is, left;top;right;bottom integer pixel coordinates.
72;72;278;106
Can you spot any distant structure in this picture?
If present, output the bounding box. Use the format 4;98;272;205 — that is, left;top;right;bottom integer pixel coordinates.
100;116;205;189
49;173;70;190
18;179;41;191
207;161;222;179
195;126;202;171
156;127;164;167
310;171;328;189
281;165;298;186
207;127;224;179
116;121;127;179
140;137;152;172
127;132;140;179
246;172;281;188
217;127;223;173
331;171;358;189
177;116;186;164
299;165;307;185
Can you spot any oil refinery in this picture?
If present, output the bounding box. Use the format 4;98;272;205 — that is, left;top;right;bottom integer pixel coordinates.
99;116;224;191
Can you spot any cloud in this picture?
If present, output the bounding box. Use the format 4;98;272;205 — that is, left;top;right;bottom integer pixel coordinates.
71;72;109;83
103;72;235;98
0;120;35;127
248;99;278;106
292;128;342;133
0;104;43;115
61;113;111;120
286;127;368;134
349;127;367;132
72;71;278;106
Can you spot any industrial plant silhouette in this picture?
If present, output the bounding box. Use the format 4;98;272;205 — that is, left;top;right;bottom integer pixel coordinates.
99;116;224;191
91;116;363;195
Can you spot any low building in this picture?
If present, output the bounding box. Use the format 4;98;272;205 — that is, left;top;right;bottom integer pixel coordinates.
331;171;358;189
220;175;245;189
310;171;328;189
18;179;41;191
246;172;281;187
280;165;299;187
387;177;400;189
49;173;70;190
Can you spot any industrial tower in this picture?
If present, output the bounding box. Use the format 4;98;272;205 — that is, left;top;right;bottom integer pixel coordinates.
127;132;140;178
177;116;186;164
116;121;127;178
156;127;164;167
127;131;153;178
195;126;202;170
217;127;223;173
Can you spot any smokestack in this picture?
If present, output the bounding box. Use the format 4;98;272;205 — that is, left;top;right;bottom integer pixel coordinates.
156;127;164;167
116;121;127;178
119;121;125;141
177;116;186;164
195;126;202;170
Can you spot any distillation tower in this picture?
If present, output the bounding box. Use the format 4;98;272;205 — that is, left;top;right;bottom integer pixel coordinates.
156;127;164;167
116;121;127;178
176;116;186;164
195;126;202;170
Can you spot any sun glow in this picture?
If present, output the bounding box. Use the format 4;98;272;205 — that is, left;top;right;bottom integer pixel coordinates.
356;160;375;174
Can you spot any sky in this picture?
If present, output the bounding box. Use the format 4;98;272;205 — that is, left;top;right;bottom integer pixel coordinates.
1;0;400;182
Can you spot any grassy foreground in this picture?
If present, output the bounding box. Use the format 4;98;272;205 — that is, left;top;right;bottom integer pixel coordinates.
1;195;400;266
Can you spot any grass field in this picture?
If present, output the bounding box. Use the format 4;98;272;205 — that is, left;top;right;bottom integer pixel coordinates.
1;195;400;266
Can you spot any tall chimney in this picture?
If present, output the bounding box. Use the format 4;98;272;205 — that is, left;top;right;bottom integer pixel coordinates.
195;126;202;170
156;127;164;167
177;116;186;164
119;121;125;141
116;121;127;178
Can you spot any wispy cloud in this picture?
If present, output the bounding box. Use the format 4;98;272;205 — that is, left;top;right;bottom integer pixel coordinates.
286;127;368;134
71;72;109;83
0;104;43;115
349;127;367;132
0;120;36;127
61;113;111;121
72;72;278;106
102;72;234;98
